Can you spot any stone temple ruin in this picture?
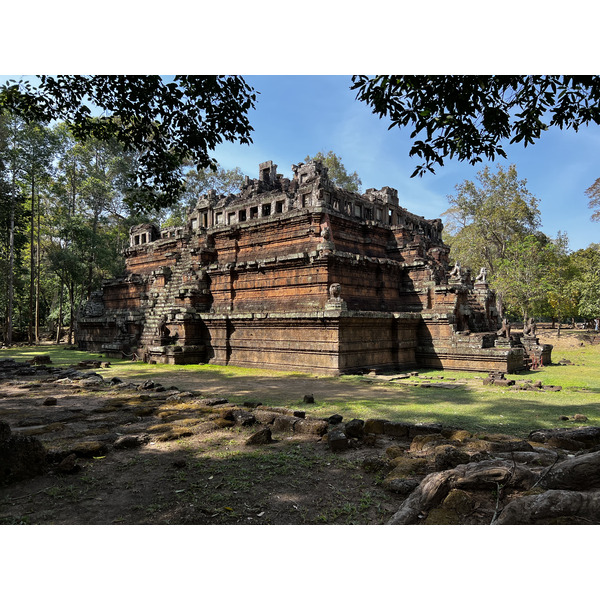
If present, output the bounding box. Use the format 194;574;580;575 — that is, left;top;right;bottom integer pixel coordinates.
76;159;552;374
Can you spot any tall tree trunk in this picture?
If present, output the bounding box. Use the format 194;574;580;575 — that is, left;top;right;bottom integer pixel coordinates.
87;209;99;300
28;173;35;344
68;280;74;346
55;280;63;344
35;191;41;343
6;172;15;345
496;291;504;319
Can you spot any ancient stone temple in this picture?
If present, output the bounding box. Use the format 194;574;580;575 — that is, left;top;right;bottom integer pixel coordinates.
76;159;551;374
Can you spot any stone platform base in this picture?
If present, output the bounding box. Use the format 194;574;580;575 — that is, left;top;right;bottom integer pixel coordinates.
145;345;206;365
416;345;525;374
83;312;542;376
133;312;530;375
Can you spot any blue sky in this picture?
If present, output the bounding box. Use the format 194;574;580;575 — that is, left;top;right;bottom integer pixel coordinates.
212;75;600;252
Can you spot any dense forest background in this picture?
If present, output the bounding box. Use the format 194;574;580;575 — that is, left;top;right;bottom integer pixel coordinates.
0;113;248;344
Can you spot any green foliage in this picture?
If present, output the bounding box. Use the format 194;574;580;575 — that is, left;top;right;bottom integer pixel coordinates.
162;163;246;227
544;233;580;322
0;76;257;210
493;234;555;319
351;75;600;177
0;115;166;343
571;244;600;318
304;150;362;192
585;177;600;222
441;164;587;322
442;164;540;278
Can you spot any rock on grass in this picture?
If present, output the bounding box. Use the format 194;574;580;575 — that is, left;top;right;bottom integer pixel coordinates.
246;428;273;445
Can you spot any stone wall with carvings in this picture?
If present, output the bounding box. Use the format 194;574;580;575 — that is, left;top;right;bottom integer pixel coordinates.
76;159;540;374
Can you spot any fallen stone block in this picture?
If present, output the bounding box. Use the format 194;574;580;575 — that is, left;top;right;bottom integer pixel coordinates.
254;410;281;425
327;429;349;451
383;421;410;438
493;378;515;386
231;409;256;426
431;446;471;471
69;441;109;458
344;419;365;439
197;397;228;407
243;401;262;409
442;429;472;443
246;428;272;445
272;415;300;432
409;423;444;437
385;445;405;460
294;418;328;436
156;428;194;441
387;456;429;479
364;418;388;435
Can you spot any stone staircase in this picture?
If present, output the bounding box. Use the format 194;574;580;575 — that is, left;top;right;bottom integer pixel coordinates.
137;246;209;350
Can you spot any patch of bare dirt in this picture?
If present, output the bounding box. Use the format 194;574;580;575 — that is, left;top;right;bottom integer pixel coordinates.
0;369;400;525
3;362;600;526
537;328;599;349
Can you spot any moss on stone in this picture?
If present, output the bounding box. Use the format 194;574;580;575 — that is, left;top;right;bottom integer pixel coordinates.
424;489;475;525
387;456;429;478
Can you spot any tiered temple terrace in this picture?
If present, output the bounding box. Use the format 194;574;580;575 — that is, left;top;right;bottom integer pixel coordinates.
76;159;551;374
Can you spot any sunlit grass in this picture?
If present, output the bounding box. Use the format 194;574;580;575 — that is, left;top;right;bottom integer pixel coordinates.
2;340;600;438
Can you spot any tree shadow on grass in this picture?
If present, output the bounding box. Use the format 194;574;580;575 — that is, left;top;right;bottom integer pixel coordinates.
2;347;600;524
0;430;395;525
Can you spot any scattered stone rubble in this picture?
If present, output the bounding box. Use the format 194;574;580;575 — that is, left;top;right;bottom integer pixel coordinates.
482;371;562;392
0;358;596;524
0;357;103;382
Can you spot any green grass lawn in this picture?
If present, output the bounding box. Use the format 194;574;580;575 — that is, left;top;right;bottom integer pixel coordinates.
2;340;599;439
